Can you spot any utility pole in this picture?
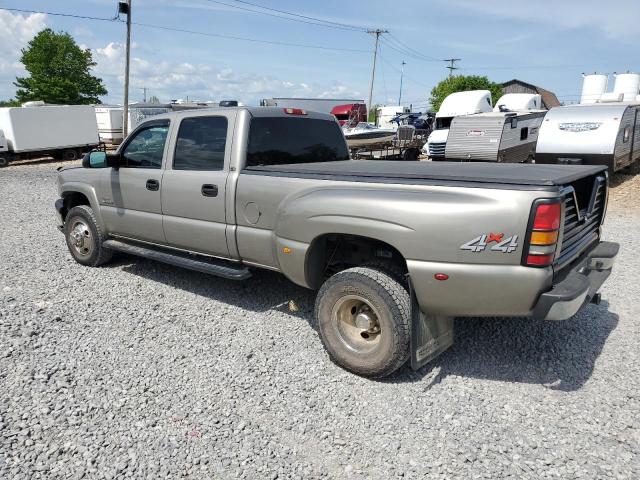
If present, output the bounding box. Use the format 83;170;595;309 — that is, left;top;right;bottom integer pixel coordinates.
398;61;406;106
367;29;388;119
121;0;132;135
443;58;460;78
141;87;147;103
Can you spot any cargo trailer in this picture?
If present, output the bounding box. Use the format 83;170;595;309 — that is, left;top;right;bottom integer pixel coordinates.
0;105;99;167
95;106;124;145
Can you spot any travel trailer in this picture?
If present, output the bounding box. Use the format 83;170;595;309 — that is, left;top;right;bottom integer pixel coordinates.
376;105;410;130
95;106;124;145
536;102;640;173
443;110;546;163
425;90;493;159
0;105;99;167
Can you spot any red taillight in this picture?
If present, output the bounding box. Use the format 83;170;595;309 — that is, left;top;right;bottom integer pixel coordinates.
283;108;307;115
525;201;561;267
532;203;561;231
526;254;555;266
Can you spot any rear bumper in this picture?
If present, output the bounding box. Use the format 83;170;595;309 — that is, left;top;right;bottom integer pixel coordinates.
532;241;619;321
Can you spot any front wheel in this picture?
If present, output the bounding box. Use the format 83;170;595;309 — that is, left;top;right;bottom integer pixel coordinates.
315;267;411;377
64;205;113;267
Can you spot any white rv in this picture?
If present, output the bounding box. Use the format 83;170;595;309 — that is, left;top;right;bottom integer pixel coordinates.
425;90;493;159
375;105;411;130
95;106;124;145
536;102;640;173
0;105;99;167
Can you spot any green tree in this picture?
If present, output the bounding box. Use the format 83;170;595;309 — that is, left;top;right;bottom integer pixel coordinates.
0;99;20;107
148;95;161;104
429;75;503;112
14;28;107;105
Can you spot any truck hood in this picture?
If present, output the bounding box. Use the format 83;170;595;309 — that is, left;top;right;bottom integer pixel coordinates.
427;128;449;144
245;161;607;188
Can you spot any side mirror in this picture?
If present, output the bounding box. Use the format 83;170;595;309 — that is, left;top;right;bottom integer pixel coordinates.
83;150;107;168
81;150;120;169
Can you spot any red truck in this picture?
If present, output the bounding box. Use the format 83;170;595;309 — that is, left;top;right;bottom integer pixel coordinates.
331;103;367;126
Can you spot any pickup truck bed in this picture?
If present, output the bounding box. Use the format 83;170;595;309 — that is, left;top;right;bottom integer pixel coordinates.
245;160;608;188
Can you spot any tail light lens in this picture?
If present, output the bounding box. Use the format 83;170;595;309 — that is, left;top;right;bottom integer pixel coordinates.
525;201;561;267
283;108;307;115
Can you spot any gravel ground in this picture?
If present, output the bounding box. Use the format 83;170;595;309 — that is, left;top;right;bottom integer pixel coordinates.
1;160;639;479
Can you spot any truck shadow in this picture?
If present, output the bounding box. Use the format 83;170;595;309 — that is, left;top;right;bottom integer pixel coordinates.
117;256;317;322
389;303;618;391
117;255;617;392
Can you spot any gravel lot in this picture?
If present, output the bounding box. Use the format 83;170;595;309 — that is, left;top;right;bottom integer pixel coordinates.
1;159;639;479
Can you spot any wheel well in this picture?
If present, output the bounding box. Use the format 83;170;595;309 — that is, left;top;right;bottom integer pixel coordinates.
60;192;90;220
305;233;408;289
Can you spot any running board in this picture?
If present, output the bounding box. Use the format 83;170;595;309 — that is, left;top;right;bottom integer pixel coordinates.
103;239;252;281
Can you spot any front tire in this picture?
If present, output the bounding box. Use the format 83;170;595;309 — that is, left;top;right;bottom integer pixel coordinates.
64;205;113;267
315;267;411;378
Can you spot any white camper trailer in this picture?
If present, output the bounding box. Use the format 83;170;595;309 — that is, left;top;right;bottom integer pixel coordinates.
444;110;546;163
95;106;124;145
536;102;640;173
375;105;411;130
0;105;99;167
425;90;493;159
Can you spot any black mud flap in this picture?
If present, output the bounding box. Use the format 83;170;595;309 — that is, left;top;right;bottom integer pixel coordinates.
408;277;455;371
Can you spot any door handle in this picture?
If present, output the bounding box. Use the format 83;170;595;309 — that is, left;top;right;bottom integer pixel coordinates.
146;179;159;191
201;184;218;197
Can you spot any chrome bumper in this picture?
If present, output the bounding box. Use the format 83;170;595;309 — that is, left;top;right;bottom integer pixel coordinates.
532;241;619;321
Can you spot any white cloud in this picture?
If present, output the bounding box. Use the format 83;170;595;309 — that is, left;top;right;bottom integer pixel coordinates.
0;11;47;98
90;41;362;104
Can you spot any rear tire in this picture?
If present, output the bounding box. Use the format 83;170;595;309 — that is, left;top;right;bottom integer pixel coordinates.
62;148;80;161
315;267;411;378
64;205;113;267
629;159;640;175
0;156;8;168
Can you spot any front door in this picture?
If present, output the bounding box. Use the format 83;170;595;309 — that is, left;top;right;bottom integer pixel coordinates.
161;114;231;258
100;120;170;244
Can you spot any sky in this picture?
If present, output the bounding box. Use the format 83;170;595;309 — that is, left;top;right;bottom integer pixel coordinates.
0;0;638;110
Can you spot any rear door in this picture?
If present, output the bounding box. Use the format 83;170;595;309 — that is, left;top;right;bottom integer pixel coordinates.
161;113;234;258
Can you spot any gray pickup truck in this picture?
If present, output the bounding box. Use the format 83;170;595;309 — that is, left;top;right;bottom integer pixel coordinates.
55;106;618;377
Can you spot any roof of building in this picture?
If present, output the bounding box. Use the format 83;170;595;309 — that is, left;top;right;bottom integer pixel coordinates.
501;79;561;108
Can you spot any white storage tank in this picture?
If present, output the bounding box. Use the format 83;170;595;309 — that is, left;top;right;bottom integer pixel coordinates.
580;74;608;104
613;73;640;102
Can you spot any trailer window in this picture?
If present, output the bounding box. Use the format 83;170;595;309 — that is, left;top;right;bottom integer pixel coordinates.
623;125;631;143
520;127;529;140
246;117;349;167
173;116;228;171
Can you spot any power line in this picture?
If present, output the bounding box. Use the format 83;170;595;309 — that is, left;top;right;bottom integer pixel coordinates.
229;0;368;32
0;7;119;22
380;37;440;63
202;0;367;32
386;33;440;61
133;21;369;52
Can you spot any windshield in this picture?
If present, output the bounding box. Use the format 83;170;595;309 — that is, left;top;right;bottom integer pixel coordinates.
246;117;349;167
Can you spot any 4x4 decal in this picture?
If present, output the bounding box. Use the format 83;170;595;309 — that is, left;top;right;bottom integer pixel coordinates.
461;233;518;253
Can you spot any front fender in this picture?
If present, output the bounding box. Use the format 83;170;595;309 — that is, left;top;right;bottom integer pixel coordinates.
59;181;104;227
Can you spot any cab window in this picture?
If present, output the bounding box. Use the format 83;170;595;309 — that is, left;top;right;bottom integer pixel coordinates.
121;121;170;169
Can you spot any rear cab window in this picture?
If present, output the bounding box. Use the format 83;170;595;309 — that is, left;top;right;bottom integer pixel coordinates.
245;117;349;167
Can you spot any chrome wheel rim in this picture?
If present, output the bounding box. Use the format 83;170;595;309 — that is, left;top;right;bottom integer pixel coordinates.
331;295;382;354
69;219;93;257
